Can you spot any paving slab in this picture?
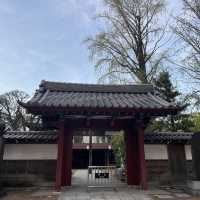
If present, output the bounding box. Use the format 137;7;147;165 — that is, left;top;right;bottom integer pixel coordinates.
60;187;155;200
145;189;171;195
153;194;174;199
31;189;56;197
173;193;191;198
59;172;191;200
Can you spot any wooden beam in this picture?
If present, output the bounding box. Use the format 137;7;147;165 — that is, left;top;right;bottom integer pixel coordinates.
125;129;140;185
55;120;65;191
55;120;73;191
64;127;73;186
138;125;148;190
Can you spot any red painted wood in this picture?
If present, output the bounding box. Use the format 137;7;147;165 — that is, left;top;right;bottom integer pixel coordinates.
64;127;73;186
55;120;73;190
55;120;65;191
125;129;140;185
138;126;148;190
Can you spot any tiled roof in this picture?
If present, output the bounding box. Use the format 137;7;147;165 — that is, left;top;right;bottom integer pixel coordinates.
144;132;193;144
4;131;57;143
4;131;193;144
20;81;180;115
39;81;155;93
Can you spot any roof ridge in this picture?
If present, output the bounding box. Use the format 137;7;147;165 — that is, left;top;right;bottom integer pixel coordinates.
41;80;152;87
39;80;154;94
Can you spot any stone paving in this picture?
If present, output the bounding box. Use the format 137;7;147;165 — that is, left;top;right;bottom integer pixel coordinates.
58;186;192;200
58;170;193;200
59;187;151;200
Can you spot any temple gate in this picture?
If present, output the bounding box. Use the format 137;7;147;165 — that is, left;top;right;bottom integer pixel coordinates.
20;80;181;191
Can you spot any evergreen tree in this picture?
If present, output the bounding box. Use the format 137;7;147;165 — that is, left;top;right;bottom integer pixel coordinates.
154;71;180;102
148;71;188;132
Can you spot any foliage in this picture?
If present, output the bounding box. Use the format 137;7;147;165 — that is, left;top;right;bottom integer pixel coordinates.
154;71;180;102
191;113;200;132
147;71;188;131
0;90;41;131
85;0;169;83
146;114;194;132
111;132;125;167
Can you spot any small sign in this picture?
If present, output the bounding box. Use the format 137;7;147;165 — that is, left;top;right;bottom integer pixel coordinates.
95;172;109;179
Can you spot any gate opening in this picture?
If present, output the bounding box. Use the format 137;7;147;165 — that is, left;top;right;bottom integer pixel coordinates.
71;130;126;187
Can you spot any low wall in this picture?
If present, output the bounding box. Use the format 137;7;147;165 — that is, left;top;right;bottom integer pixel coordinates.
146;160;171;185
1;144;193;187
0;160;56;187
0;160;193;187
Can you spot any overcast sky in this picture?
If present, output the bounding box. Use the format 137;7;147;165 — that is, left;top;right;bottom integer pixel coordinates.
0;0;184;95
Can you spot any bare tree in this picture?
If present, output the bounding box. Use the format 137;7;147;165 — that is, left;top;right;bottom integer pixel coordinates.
172;0;200;108
85;0;169;83
173;0;200;81
0;90;40;131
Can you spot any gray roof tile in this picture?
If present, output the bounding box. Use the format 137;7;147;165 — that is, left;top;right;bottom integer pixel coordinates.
21;81;180;113
4;131;193;144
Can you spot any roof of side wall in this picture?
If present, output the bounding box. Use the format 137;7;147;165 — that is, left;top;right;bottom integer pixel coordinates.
4;131;193;145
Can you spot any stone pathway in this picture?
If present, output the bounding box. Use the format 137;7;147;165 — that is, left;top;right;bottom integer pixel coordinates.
59;187;152;200
72;170;88;186
59;170;192;200
59;186;192;200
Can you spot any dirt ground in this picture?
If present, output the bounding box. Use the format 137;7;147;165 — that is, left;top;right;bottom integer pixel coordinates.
1;189;59;200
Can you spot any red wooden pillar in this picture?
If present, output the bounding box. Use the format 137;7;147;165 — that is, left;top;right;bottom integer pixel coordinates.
138;125;148;190
65;126;73;186
125;129;140;185
55;120;73;191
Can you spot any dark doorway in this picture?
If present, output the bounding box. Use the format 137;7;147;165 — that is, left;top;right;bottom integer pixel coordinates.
72;149;115;169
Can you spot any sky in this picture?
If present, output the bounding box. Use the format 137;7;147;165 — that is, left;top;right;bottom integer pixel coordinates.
0;0;184;96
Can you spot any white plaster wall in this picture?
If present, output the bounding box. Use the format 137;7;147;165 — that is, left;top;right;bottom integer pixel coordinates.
185;145;192;160
144;144;168;160
3;144;192;161
3;144;57;160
